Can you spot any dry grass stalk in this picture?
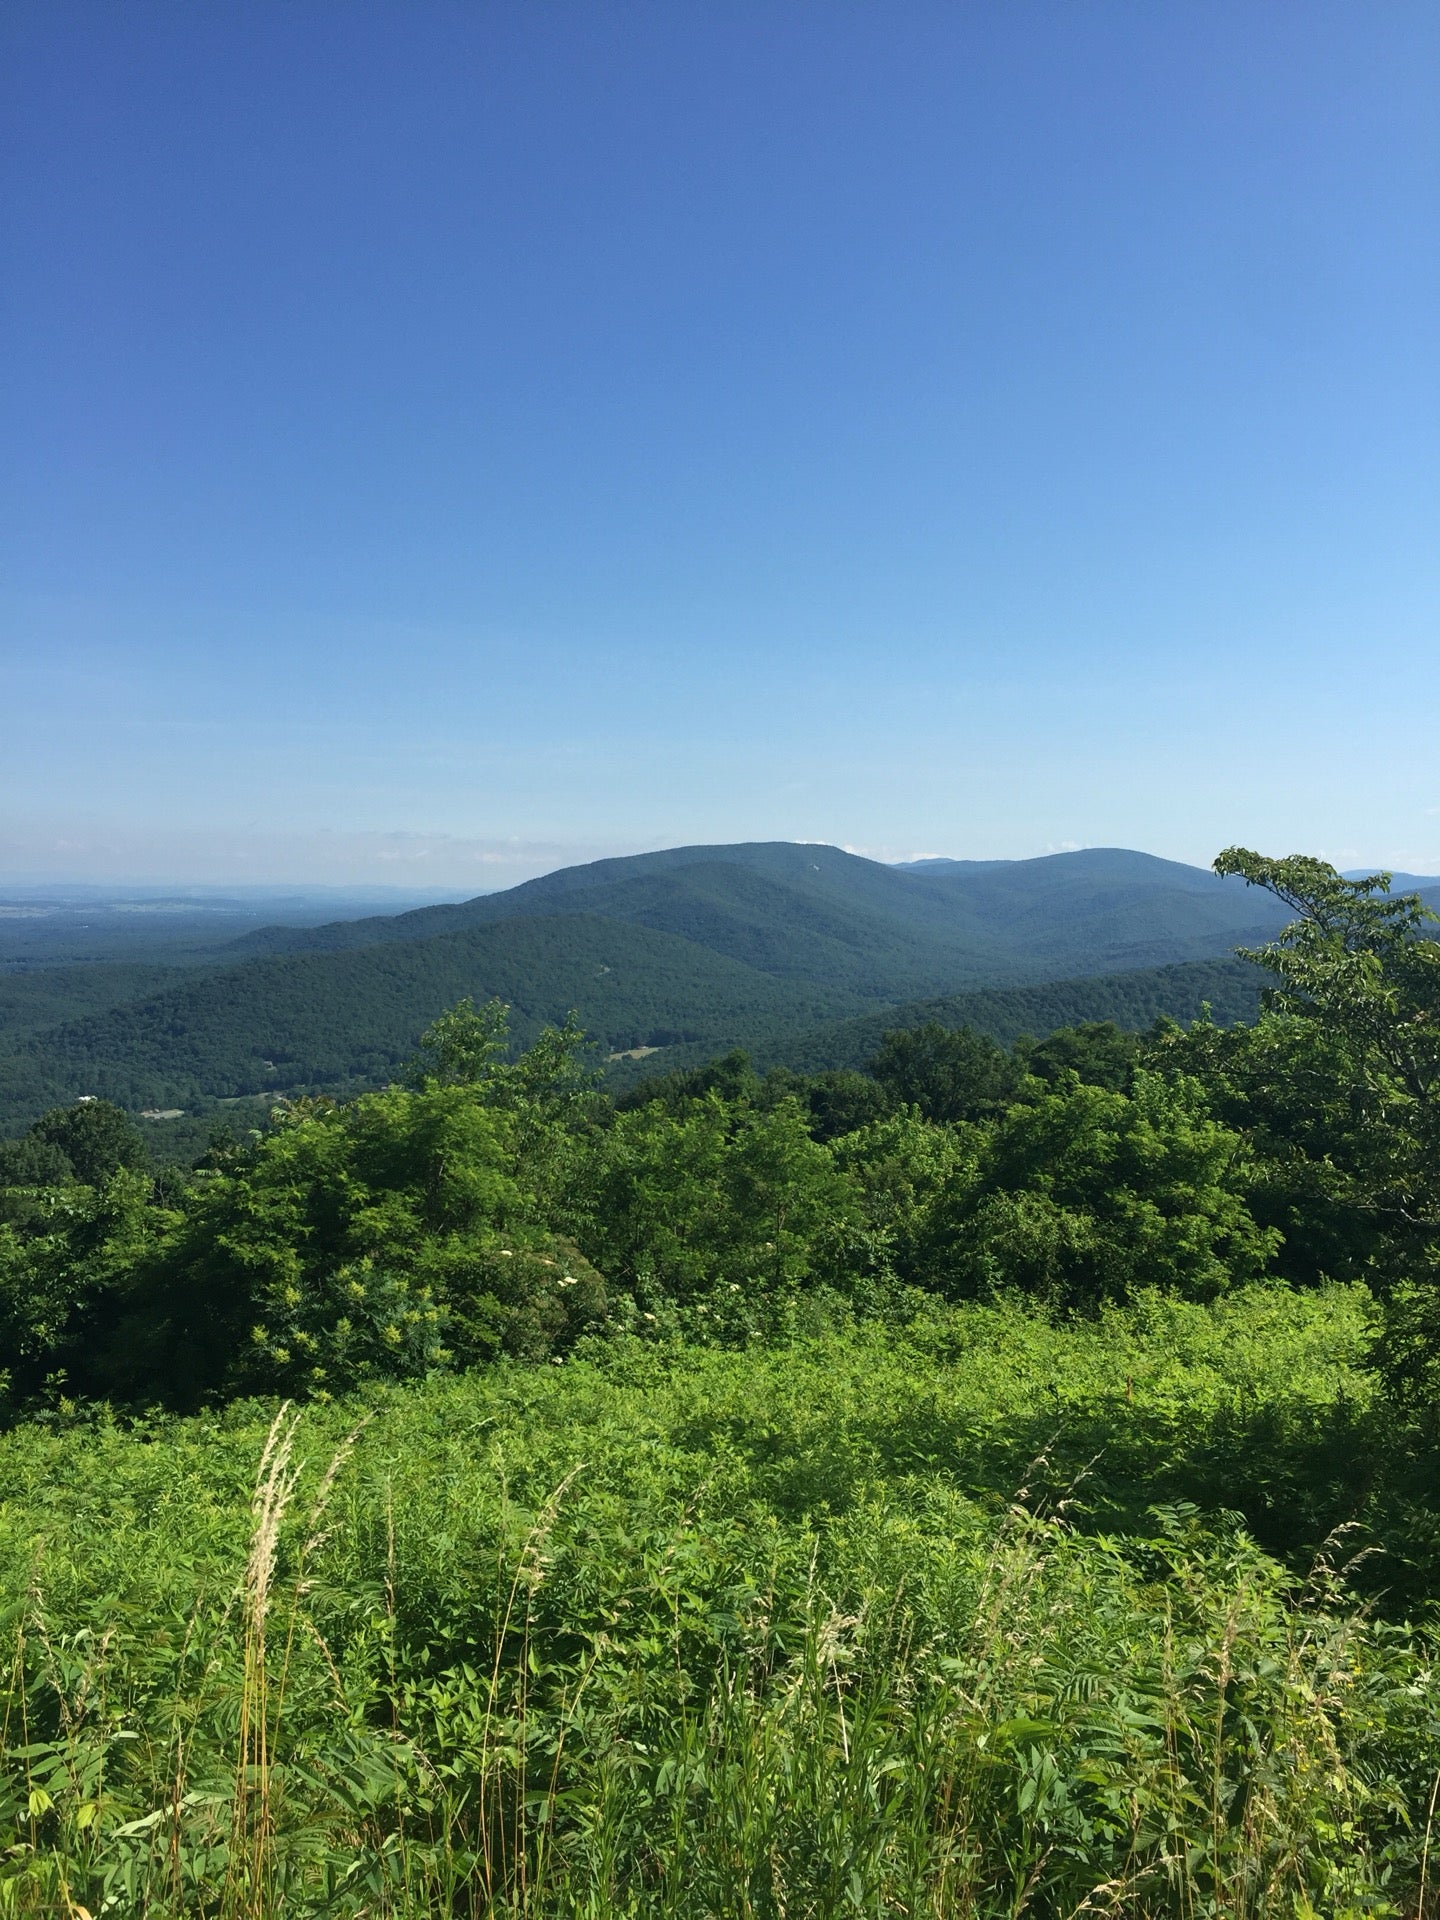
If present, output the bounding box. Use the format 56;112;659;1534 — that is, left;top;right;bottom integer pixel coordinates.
222;1403;302;1920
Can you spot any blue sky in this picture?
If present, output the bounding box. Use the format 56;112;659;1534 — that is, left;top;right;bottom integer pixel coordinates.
3;1;1437;888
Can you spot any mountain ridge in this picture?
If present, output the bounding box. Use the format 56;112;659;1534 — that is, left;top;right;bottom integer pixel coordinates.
4;841;1432;1133
226;842;1301;968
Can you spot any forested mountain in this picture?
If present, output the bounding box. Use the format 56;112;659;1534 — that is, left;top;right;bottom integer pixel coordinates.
3;843;1429;1133
0;939;1259;1136
897;848;1312;972
0;963;190;1043
228;842;1306;984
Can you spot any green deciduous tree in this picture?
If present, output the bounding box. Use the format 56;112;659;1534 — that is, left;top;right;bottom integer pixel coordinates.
829;1108;977;1287
919;1071;1277;1307
1015;1020;1141;1092
1202;848;1440;1405
577;1092;865;1320
0;1168;163;1410
782;1067;896;1142
101;1010;608;1405
3;1099;149;1189
1214;848;1440;1113
867;1023;1018;1124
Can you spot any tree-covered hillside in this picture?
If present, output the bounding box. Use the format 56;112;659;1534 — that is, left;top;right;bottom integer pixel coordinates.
5;843;1427;1135
0;962;189;1043
0;942;1262;1137
761;954;1264;1073
595;955;1264;1096
228;841;1304;984
0;913;869;1127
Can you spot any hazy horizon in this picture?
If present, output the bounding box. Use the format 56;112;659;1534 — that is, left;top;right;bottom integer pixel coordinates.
2;835;1437;900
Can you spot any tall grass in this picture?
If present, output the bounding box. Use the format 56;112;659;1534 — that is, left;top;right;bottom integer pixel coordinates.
1;1290;1436;1916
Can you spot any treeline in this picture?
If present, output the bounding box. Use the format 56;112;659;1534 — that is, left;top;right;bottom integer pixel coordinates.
0;1005;1255;1410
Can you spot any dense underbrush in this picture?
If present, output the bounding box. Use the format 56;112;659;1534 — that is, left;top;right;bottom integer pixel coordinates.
3;1290;1438;1918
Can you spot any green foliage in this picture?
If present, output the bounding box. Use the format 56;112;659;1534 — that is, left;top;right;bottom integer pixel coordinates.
613;1045;763;1114
1216;848;1440;1090
405;990;512;1084
1;1295;1436;1917
769;1064;896;1141
1157;1011;1379;1290
1;1098;149;1188
1206;850;1440;1401
831;1107;977;1285
868;1020;1018;1121
770;956;1265;1077
923;1071;1278;1305
1211;850;1440;1198
0;1169;164;1408
0;1133;74;1196
576;1092;867;1325
106;1084;537;1402
0;1102;161;1409
1014;1016;1141;1090
5;848;1440;1910
0;1000;1326;1413
618;1051;897;1142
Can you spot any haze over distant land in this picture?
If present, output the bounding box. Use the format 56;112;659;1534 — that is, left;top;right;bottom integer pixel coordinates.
3;4;1437;882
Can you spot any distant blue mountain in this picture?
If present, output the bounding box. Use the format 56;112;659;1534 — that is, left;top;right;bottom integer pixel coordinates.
228;842;1301;986
892;857;1016;874
8;840;1424;1130
1342;869;1440;891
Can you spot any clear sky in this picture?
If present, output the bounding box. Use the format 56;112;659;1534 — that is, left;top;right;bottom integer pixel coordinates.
3;1;1437;889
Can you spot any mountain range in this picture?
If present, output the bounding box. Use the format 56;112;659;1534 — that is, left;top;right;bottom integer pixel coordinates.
231;842;1302;982
1;843;1434;1132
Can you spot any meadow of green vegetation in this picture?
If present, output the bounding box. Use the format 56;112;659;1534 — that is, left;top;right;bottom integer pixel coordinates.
1;848;1438;1916
6;1292;1436;1919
